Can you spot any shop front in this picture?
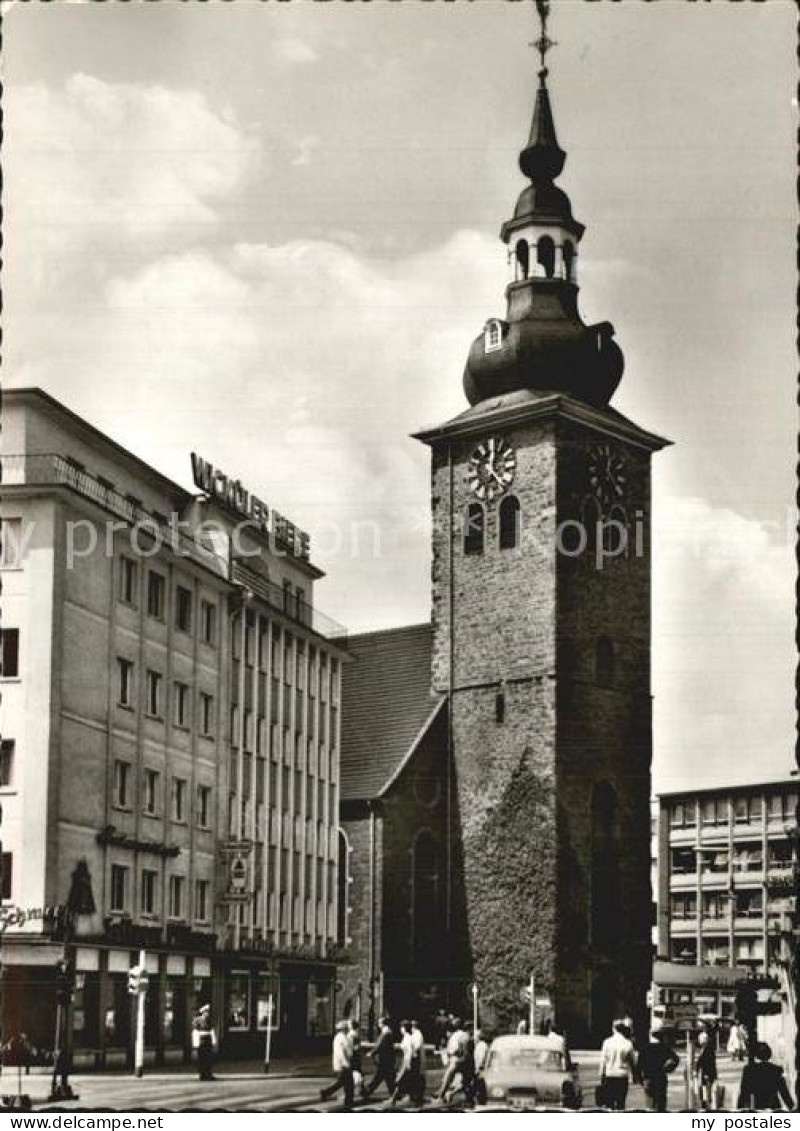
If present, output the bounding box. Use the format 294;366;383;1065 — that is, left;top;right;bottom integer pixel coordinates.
218;948;335;1058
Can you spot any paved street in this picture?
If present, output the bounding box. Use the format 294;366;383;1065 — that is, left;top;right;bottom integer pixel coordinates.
0;1052;751;1113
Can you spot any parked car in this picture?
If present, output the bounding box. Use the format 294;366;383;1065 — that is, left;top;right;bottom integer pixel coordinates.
482;1035;582;1110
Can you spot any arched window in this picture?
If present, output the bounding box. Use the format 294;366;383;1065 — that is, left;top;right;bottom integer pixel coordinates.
495;691;506;724
537;236;556;279
515;239;530;281
499;495;521;550
336;828;350;948
590;782;621;952
464;503;484;556
562;240;575;282
485;319;502;353
604;505;629;558
410;829;440;966
596;636;615;687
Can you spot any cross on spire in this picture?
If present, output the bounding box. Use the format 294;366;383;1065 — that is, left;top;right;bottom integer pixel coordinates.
530;0;557;81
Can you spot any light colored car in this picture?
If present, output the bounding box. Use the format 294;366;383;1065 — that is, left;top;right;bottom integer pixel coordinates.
482;1035;582;1110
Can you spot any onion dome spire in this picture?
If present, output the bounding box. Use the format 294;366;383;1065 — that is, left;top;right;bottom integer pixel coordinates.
461;0;625;410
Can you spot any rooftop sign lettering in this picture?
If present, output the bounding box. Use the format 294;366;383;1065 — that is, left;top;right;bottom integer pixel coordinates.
191;454;311;561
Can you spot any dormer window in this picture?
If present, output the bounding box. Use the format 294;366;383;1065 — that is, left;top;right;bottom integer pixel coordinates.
485;319;503;354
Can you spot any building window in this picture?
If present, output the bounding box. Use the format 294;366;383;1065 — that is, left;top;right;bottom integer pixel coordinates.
2;629;19;679
563;239;575;282
670;938;697;965
0;740;14;788
700;848;729;874
201;600;217;646
113;761;131;809
172;777;187;823
173;682;190;728
410;829;441;966
1;853;12;901
147;571;165;619
118;556;138;606
732;844;763;873
735;889;763;918
143;769;160;816
464;503;484;556
110;864;128;913
197;785;212;829
146;670;163;718
175;586;193;633
515;238;530;281
141;870;158;916
168;876;185;919
1;518;23;568
702;798;728;826
702;892;730;920
498;495;520;550
670;893;697;920
670;847;697;875
670;801;697;828
200;693;214;737
495;691;506;724
117;657;135;707
195;879;209;922
595;636;615;687
485;318;503;353
537;235;556;278
703;937;731;966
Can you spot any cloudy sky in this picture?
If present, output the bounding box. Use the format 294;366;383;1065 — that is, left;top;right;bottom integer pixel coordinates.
5;0;795;792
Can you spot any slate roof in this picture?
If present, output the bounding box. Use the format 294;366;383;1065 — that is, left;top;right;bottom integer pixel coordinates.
340;622;443;802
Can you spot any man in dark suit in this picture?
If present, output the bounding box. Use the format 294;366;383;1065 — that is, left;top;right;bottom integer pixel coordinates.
364;1017;397;1098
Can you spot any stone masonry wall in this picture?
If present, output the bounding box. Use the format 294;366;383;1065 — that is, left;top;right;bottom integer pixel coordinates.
429;419;560;1032
555;418;655;1044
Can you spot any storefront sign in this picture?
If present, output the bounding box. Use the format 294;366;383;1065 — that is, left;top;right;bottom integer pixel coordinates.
0;904;63;930
191;454;311;561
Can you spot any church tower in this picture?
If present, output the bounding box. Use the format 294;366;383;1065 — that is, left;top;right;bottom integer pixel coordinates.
414;5;669;1043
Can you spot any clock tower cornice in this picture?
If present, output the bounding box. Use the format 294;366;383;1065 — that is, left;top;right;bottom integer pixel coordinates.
413;391;671;454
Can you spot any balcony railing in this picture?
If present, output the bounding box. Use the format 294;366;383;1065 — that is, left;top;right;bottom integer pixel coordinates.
233;561;347;643
2;453;226;576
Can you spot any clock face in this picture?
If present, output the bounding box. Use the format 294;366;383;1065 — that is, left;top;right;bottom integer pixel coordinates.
468;437;516;504
587;444;627;509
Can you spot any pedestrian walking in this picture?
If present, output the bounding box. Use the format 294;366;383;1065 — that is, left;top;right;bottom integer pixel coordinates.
320;1020;355;1110
409;1019;426;1107
437;1016;468;1104
364;1016;397;1098
349;1019;364;1096
694;1019;718;1110
598;1019;636;1110
473;1028;489;1106
433;1009;449;1054
516;1017;529;1035
638;1029;679;1112
191;1004;217;1081
461;1022;477;1107
389;1020;415;1107
737;1042;795;1112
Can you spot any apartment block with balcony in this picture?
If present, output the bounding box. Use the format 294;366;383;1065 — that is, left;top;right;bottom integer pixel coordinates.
656;778;797;1017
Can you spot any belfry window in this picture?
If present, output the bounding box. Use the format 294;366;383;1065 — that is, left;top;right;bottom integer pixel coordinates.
485;319;502;353
464;503;485;556
499;495;521;550
515;239;530;281
537;236;556;279
562;240;575;282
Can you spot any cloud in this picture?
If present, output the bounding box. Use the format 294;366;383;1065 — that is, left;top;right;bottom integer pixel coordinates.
5;75;257;295
273;37;318;66
652;495;794;791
